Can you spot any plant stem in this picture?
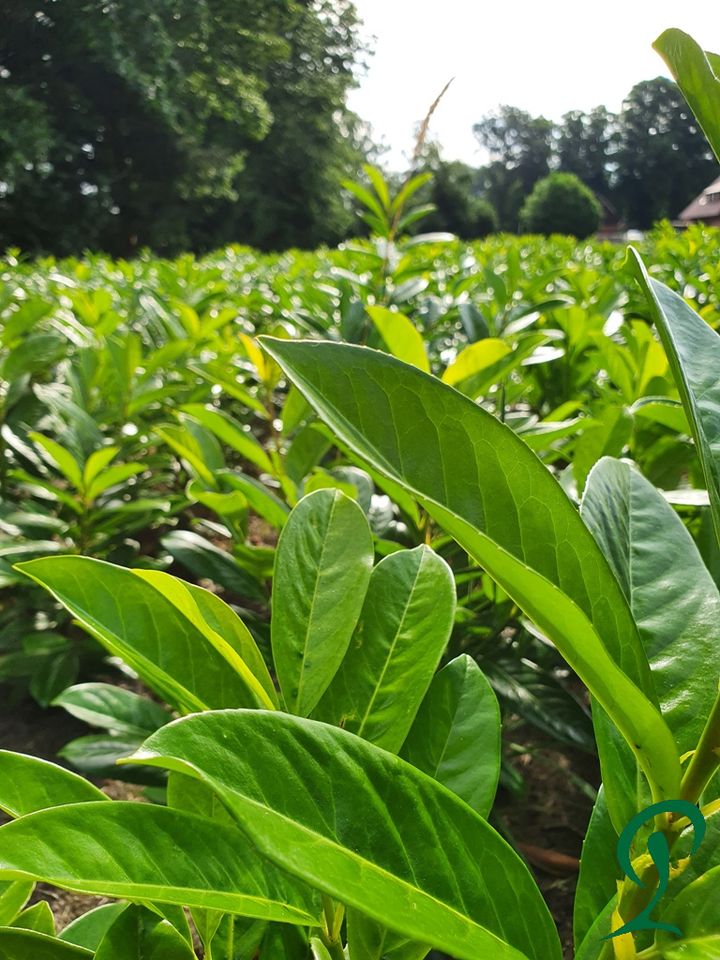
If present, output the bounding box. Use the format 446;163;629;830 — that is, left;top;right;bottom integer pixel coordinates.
680;685;720;804
321;894;345;959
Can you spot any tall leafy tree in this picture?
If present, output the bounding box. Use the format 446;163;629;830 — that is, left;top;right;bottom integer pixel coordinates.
556;107;619;200
614;77;717;227
473;107;553;229
0;0;367;255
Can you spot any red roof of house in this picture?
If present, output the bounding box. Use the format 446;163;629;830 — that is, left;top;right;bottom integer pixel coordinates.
679;175;720;221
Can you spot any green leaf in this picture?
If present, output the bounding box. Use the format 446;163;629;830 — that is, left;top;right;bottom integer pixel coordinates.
441;339;511;387
630;248;720;544
29;433;83;490
52;683;172;737
82;445;120;488
655;865;720;958
0;929;92;959
0;881;34;925
95;904;195;960
400;655;501;817
219;471;290;528
366;306;429;372
160;529;265;600
0;802;321;926
59;734;163;786
86;463;144;502
259;338;681;827
132;569;277;709
60;904;129;950
654;29;720;162
572;787;618;949
29;649;79;706
132;710;562;960
272;489;374;715
582;458;720;760
313;545;455;752
12;901;56;936
180;404;274;474
16;556;262;714
0;750;107;819
155;425;219;488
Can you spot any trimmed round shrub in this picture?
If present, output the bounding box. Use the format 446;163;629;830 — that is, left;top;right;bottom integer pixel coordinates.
519;172;601;238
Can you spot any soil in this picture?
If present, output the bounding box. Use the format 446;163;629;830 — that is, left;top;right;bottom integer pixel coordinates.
0;698;597;958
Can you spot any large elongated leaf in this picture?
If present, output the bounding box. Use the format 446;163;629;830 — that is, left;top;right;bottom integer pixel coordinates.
630;249;720;542
572;788;618;949
0;803;320;926
582;457;720;759
16;557;261;714
259;338;681;824
272;489;374;715
0;751;107;818
654;29;720;162
132;710;561;960
313;545;455;752
401;655;501;817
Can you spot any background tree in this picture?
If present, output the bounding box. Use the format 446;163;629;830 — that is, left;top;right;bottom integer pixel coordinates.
519;172;601;238
0;0;368;255
473;107;553;230
613;77;717;227
417;159;497;238
556;106;619;199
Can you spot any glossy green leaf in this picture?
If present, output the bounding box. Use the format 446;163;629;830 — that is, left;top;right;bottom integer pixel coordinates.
180;404;274;474
0;802;320;926
160;529;265;600
29;433;83;489
12;901;56;936
272;489;374;715
95;904;195;960
133;569;277;709
654;29;720;162
442;338;511;387
82;446;120;488
582;457;720;760
86;463;144;502
572;787;618;949
655;865;720;958
630;248;720;542
58;734;165;786
0;929;93;959
133;710;562;960
260;338;681;824
0;750;107;818
53;683;171;737
367;306;429;372
314;545;455;752
0;881;34;926
401;655;501;817
16;556;259;714
60;904;129;950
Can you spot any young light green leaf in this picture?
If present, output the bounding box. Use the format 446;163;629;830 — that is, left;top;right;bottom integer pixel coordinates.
0;750;108;819
272;489;374;715
52;683;172;738
314;545;456;752
82;446;120;488
441;338;511;387
0;803;321;926
630;247;720;543
400;655;501;817
0;881;34;926
12;900;56;936
654;29;720;162
29;433;83;490
259;338;681;826
132;710;562;960
85;463;143;502
366;306;430;372
16;556;263;714
60;904;129;950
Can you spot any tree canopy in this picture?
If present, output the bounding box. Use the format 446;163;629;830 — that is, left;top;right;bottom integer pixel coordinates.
0;0;366;255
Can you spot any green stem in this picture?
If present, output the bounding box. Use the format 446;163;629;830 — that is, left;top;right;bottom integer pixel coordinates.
321;894;345;960
680;684;720;804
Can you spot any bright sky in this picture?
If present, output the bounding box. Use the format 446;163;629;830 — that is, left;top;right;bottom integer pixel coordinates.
347;0;720;170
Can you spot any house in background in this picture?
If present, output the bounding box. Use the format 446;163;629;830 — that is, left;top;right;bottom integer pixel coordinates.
677;175;720;227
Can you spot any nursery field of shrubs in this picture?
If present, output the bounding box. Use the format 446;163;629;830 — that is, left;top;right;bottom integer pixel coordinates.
1;26;720;960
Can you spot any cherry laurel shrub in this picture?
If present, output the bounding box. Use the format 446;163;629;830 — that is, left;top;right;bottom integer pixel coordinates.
0;25;718;960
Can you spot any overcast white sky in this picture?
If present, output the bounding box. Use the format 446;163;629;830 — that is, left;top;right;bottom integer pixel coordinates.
347;1;720;170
